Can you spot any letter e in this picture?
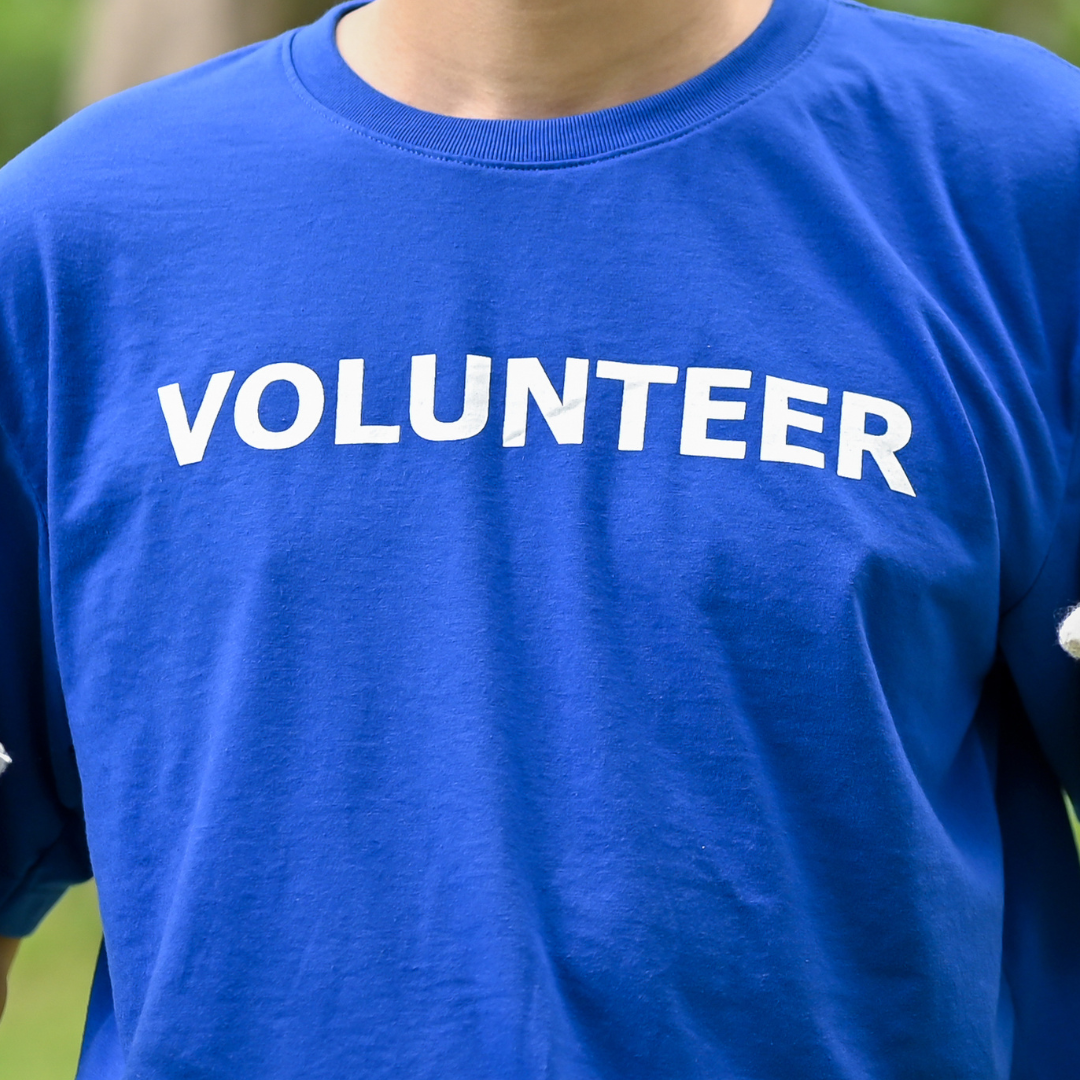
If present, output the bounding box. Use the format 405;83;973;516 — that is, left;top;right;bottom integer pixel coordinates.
760;376;828;469
679;368;752;459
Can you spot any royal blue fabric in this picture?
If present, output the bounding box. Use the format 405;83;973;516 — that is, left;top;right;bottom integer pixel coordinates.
2;1;1080;1076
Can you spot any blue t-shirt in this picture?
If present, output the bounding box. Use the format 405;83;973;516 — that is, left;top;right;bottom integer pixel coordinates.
2;1;1080;1076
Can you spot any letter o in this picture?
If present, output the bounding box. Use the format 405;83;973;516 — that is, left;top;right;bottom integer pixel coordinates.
234;363;325;450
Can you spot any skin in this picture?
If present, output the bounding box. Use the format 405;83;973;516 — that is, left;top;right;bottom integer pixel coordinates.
336;0;775;120
0;936;17;1020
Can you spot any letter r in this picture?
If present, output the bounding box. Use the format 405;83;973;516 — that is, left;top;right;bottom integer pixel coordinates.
837;391;916;497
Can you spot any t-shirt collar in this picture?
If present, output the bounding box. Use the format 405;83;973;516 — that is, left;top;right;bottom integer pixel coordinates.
287;0;830;167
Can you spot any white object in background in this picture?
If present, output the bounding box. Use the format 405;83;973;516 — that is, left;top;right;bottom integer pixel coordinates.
0;743;10;776
1058;607;1080;659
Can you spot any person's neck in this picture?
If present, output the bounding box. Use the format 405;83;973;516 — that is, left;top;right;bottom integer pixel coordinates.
335;0;774;120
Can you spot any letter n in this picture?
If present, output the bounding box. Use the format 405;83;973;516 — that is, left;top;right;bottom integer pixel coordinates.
502;357;589;446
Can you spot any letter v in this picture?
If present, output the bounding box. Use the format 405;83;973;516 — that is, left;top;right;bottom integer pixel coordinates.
157;371;235;465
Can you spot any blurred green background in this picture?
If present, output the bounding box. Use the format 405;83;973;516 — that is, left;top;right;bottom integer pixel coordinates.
0;882;100;1078
0;0;80;166
1;0;1080;1076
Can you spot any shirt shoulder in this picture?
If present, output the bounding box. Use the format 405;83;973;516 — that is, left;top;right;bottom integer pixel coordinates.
828;0;1080;87
791;2;1080;363
817;1;1080;154
0;33;303;225
0;33;309;471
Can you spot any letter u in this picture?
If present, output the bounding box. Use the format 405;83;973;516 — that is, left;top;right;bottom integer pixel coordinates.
409;354;492;441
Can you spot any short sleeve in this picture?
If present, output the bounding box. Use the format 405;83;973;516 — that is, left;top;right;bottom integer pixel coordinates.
999;436;1080;805
0;422;90;937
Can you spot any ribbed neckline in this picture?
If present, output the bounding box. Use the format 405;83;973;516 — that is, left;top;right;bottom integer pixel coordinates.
286;0;830;168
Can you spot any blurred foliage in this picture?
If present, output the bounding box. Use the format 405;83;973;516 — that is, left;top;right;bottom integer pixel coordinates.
0;0;81;166
0;882;101;1080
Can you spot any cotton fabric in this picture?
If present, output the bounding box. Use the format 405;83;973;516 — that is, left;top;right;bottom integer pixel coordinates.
1;2;1079;1076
